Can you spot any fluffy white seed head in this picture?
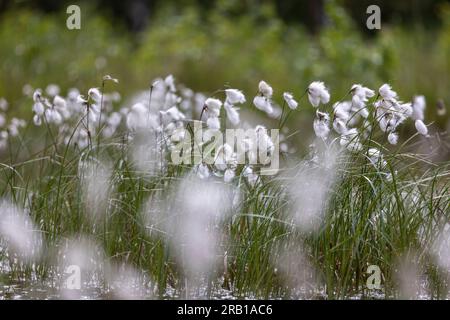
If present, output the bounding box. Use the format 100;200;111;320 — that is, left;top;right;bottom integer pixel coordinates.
88;87;102;102
224;102;240;125
253;96;273;114
308;81;330;107
225;89;246;104
206;117;220;130
379;84;398;100
33;89;42;103
258;80;273;98
205;98;222;117
333;118;347;135
313;110;330;139
388;131;399;145
351;84;375;99
415;119;428;136
283;92;298;110
32;102;45;116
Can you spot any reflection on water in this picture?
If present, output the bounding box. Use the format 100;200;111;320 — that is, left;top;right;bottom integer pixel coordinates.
0;276;392;300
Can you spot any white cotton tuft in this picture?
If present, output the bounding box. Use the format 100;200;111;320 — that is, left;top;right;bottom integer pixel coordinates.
33;89;43;103
379;84;398;100
32;102;45;116
225;89;246;104
313;111;330;139
205;98;222;116
53;95;67;112
415;119;428;136
206;117;220;130
388;131;399;145
253;96;273;114
224;102;240;125
88;87;102;102
164;74;176;92
333;101;352;120
333;118;347;135
258;80;273;98
283;92;298;110
308;81;330;107
243;166;258;186
351;84;375;99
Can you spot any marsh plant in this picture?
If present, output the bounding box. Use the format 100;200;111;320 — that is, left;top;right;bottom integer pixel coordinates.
0;74;449;299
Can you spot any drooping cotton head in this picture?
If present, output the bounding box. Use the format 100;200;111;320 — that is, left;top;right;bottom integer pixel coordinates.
258;80;273;98
308;81;330;107
378;84;398;100
388;131;399;145
88;87;102;102
32;102;45;116
33;89;43;103
333;101;352;121
224;102;240;126
415;119;428;136
164;74;176;92
351;84;375;101
204;98;222;117
313;110;330;139
225;89;246;105
242;166;259;186
283;92;298;110
333;117;348;135
253;96;273;114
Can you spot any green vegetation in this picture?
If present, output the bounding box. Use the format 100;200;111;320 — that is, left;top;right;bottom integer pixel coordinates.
0;0;449;299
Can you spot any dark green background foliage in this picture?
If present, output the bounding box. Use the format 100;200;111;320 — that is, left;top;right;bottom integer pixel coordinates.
0;0;449;143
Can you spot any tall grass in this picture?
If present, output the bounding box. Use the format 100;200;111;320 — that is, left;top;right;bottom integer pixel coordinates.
0;74;448;300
